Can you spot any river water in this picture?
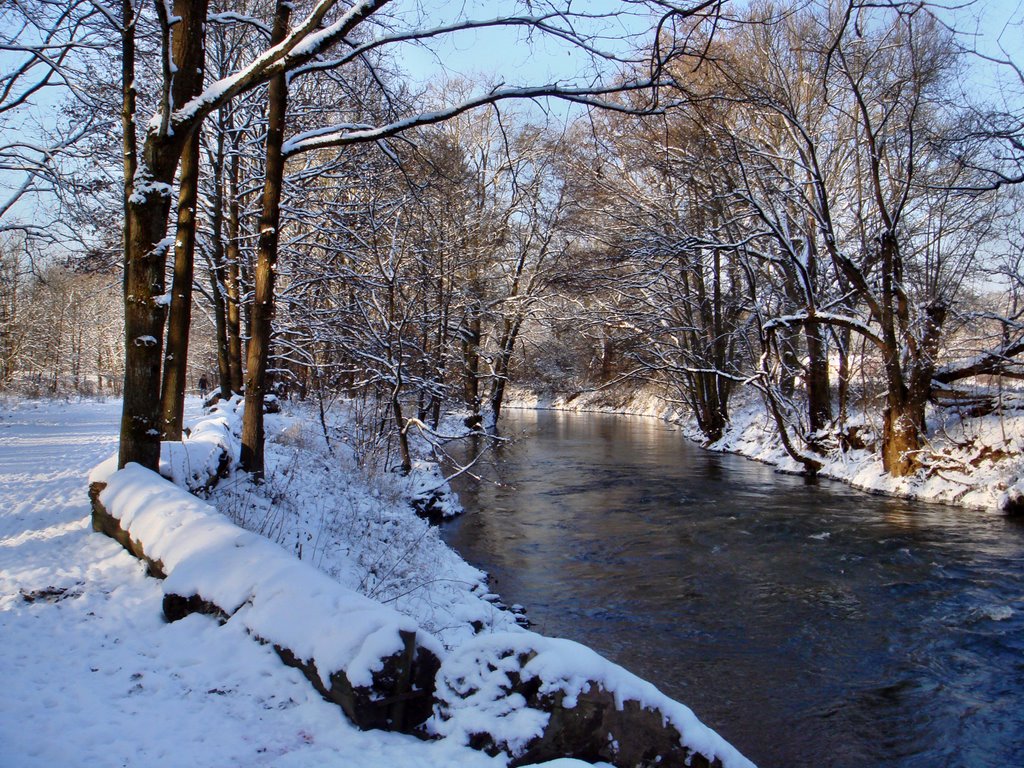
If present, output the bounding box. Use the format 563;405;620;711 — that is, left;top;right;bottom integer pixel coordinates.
441;409;1024;768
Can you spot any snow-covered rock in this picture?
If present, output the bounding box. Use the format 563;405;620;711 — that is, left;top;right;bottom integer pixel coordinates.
431;631;755;768
85;398;757;765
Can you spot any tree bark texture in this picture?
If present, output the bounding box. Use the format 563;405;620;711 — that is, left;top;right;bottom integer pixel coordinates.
462;313;482;414
240;1;291;479
159;128;203;440
119;0;209;470
119;176;178;470
490;315;523;424
804;320;831;436
226;125;245;394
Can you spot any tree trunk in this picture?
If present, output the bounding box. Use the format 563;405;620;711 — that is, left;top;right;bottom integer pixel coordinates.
882;302;946;475
118;0;209;471
804;320;831;436
802;238;831;439
159;128;203;440
692;370;728;443
210;264;231;399
490;315;524;424
760;322;821;474
119;181;177;470
836;326;851;433
208;121;232;400
392;387;412;475
462;313;482;416
226;124;244;394
462;267;483;418
240;1;290;479
877;232;924;477
881;395;921;476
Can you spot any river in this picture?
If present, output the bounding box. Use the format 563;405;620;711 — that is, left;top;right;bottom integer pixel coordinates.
441;409;1024;768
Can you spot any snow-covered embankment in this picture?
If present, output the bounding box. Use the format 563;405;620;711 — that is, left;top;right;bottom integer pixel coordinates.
84;398;755;768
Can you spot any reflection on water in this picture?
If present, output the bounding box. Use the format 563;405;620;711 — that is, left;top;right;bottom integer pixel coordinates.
442;410;1024;768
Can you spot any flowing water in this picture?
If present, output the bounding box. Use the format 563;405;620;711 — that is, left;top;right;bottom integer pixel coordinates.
441;409;1024;768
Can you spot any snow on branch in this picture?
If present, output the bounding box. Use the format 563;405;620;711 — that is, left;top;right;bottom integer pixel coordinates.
282;81;672;156
168;0;389;133
932;336;1024;384
207;12;273;36
169;0;719;145
763;311;886;350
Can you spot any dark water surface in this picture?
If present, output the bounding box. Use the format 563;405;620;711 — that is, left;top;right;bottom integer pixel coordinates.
441;410;1024;768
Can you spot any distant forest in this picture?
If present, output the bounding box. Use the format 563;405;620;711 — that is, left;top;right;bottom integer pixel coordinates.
1;0;1022;479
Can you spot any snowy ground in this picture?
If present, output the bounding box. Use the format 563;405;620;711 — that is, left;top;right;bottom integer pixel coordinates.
507;385;1024;513
1;396;751;768
0;398;500;768
0;399;499;765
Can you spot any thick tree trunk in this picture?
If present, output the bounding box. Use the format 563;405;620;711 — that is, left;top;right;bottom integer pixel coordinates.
116;0;157;470
882;302;946;475
240;1;290;479
159;129;203;439
489;373;508;424
692;371;729;443
877;232;921;478
489;316;523;424
118;0;209;471
392;388;412;475
881;394;922;476
119;184;177;470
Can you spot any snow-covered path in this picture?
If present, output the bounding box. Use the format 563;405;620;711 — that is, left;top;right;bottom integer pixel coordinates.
0;399;498;768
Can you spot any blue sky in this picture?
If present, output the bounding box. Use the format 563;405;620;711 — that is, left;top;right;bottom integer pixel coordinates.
393;0;658;87
391;0;1024;118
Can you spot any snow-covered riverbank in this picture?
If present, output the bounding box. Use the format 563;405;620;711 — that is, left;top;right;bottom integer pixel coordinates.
505;386;1024;513
0;396;753;768
0;398;499;768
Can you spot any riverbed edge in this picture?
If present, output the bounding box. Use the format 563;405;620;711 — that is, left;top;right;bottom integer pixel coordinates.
502;387;1023;514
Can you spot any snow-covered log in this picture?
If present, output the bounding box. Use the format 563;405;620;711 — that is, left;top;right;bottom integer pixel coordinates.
158;398;241;493
431;631;756;768
88;463;442;733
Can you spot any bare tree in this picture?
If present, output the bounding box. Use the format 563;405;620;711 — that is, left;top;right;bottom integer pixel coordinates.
0;1;112;241
111;0;726;475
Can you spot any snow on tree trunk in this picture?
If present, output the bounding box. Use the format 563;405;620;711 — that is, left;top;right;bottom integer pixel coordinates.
119;181;177;471
119;0;210;470
160;130;203;440
881;398;922;477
